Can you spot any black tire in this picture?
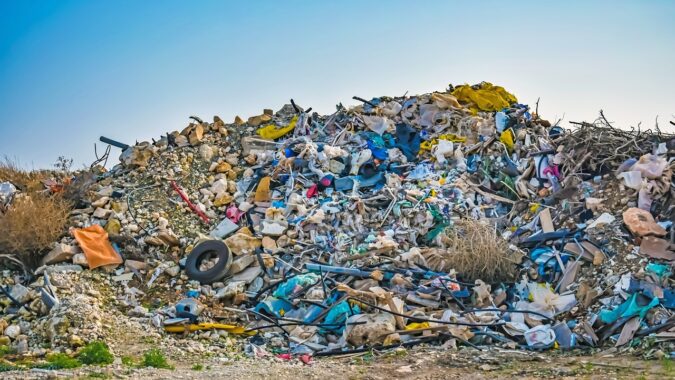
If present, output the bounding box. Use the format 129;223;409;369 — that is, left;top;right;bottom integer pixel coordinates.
184;240;232;284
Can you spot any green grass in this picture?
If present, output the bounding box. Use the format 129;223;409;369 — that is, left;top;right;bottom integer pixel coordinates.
0;362;17;372
87;372;110;379
34;353;82;370
661;358;674;376
78;341;114;365
0;346;15;357
121;356;135;367
141;349;174;370
191;363;204;371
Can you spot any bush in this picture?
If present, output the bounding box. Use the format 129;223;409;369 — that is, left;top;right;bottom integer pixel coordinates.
0;156;48;192
0;194;70;268
78;341;114;365
141;349;173;369
426;219;522;283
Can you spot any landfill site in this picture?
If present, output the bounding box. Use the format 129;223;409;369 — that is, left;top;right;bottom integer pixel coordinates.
1;82;675;379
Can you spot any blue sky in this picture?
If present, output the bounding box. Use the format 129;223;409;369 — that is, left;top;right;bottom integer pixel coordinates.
1;0;674;169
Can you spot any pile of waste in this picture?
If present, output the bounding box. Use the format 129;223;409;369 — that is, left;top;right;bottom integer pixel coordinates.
1;82;675;363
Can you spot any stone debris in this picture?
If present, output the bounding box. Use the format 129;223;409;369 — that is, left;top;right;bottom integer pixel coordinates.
1;82;675;366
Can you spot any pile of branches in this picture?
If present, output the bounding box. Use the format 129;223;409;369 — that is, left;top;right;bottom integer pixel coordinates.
559;111;675;179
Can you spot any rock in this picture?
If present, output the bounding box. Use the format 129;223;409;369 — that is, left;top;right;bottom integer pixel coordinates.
213;194;234;207
105;218;122;235
261;236;278;251
229;254;255;274
345;313;396;346
261;220;288;236
93;207;112;219
125;260;148;271
112;272;134;282
4;325;21;339
157;230;180;246
187;124;205;146
68;334;84;347
225;232;261;255
0;336;10;346
214;162;232;173
247;114;272;127
623;207;666;237
129;306;149;317
120;145;154;167
0;320;6;335
97;186;114;197
14;337;28;354
144;236;165;246
72;253;89;266
35;264;83;275
199;144;214;161
42;243;82;266
10;284;31;304
91;196;110;208
175;135;189;147
210;218;239;239
165;265;181;277
230;266;262;284
215;281;246;299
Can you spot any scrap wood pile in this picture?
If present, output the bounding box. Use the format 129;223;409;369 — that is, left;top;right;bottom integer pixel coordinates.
1;82;675;365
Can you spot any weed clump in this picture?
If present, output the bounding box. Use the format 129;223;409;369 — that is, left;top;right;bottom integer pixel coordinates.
35;353;82;369
0;193;70;268
78;341;114;365
424;219;522;283
141;349;173;369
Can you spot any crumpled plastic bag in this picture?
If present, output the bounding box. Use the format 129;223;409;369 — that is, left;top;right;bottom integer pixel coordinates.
361;115;394;135
451;82;517;113
631;154;668;179
512;282;576;322
0;182;17;207
257;116;298;140
72;225;123;269
524;324;556;347
599;293;659;324
273;273;319;298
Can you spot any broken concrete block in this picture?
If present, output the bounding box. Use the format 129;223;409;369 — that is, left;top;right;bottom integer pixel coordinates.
230;266;262;284
42;243;82;266
229;254;255;274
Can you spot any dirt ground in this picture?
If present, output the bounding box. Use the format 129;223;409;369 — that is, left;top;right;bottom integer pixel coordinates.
3;347;673;380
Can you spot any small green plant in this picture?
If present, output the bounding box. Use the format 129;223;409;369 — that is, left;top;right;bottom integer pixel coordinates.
191;363;204;371
0;346;16;356
121;356;135;367
87;372;110;379
78;341;114;365
141;349;173;369
662;358;674;375
35;353;82;369
0;362;17;372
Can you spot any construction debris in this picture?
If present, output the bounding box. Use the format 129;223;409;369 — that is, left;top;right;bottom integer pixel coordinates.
1;82;675;366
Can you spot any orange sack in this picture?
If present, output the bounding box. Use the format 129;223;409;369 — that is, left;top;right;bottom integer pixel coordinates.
72;224;123;269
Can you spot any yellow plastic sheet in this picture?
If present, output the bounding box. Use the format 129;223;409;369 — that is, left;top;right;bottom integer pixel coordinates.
405;322;431;330
419;133;467;152
164;322;253;335
452;82;517;113
257;115;298;140
500;128;515;152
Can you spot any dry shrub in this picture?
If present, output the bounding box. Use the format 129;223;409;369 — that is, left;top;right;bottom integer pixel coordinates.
424;219;521;283
0;194;71;268
0;156;49;192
